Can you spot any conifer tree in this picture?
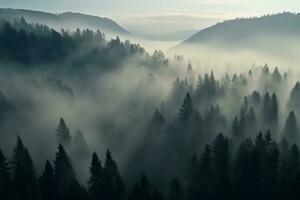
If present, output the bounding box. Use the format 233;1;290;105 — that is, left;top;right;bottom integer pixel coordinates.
0;149;11;199
233;139;255;200
179;93;193;122
56;118;71;146
283;111;298;141
211;133;231;200
103;149;125;200
54;144;80;200
168;178;184;200
88;152;103;200
38;160;55;200
11;135;37;200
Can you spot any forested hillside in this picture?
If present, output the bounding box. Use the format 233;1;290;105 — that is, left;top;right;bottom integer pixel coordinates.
0;17;300;200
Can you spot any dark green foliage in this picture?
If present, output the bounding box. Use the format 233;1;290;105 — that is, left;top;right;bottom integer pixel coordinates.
168;178;184;200
283;111;298;141
103;149;125;200
11;135;37;200
129;175;151;200
288;82;300;113
56;118;71;146
152;109;165;126
38;160;55;200
0;149;11;199
72;129;89;158
211;133;231;200
179;93;193;123
233;139;255;200
88;152;103;200
54;144;84;200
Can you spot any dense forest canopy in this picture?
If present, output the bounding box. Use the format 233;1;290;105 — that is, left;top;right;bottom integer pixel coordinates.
1;17;300;200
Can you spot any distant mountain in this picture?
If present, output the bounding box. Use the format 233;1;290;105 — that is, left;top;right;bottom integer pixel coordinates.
176;13;300;49
0;8;129;36
133;30;198;41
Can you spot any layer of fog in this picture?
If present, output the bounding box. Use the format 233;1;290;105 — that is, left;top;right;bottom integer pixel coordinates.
1;32;300;187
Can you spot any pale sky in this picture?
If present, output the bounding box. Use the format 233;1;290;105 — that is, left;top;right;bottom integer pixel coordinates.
1;0;300;34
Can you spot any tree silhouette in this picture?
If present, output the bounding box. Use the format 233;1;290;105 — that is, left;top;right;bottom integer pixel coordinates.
88;152;103;200
0;149;11;199
38;160;55;200
54;144;83;200
283;111;298;141
11;135;37;200
179;93;193;123
168;178;184;200
56;118;71;146
103;149;125;200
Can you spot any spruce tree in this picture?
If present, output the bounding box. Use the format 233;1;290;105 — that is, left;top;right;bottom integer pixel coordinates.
167;178;184;200
0;149;11;199
54;144;80;200
283;111;298;141
56;118;71;146
179;93;193;123
88;152;103;200
38;160;55;200
103;149;125;200
139;175;151;200
233;139;255;200
11;135;37;200
211;133;231;200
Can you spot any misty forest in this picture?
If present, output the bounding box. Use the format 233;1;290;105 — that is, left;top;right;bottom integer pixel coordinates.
1;12;300;200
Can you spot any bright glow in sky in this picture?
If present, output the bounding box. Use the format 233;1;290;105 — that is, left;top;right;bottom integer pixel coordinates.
1;0;300;34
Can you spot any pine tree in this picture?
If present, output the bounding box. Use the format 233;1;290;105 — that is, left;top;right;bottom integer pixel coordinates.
152;109;165;126
38;160;55;200
167;178;184;200
56;118;71;146
287;144;300;199
233;139;255;200
288;82;300;112
11;135;37;200
272;67;282;82
283;111;298;141
245;107;257;133
129;183;140;200
262;92;271;126
179;93;193;123
54;144;80;200
151;188;164;200
270;93;278;129
88;152;103;200
139;175;151;200
231;115;240;139
211;133;231;200
72;129;89;158
0;149;11;199
103;149;125;200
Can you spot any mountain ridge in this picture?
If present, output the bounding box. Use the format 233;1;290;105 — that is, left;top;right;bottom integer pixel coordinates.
0;8;129;36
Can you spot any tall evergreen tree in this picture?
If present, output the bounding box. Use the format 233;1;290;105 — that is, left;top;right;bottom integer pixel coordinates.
233;139;255;200
179;93;193;123
56;118;71;146
283;111;298;141
54;144;82;200
103;149;125;200
72;129;89;158
167;178;184;200
11;135;37;200
38;160;55;200
211;133;231;200
0;149;11;199
270;93;278;129
88;152;103;200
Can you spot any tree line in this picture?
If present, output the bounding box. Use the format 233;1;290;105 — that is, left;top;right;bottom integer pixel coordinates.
2;129;300;200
